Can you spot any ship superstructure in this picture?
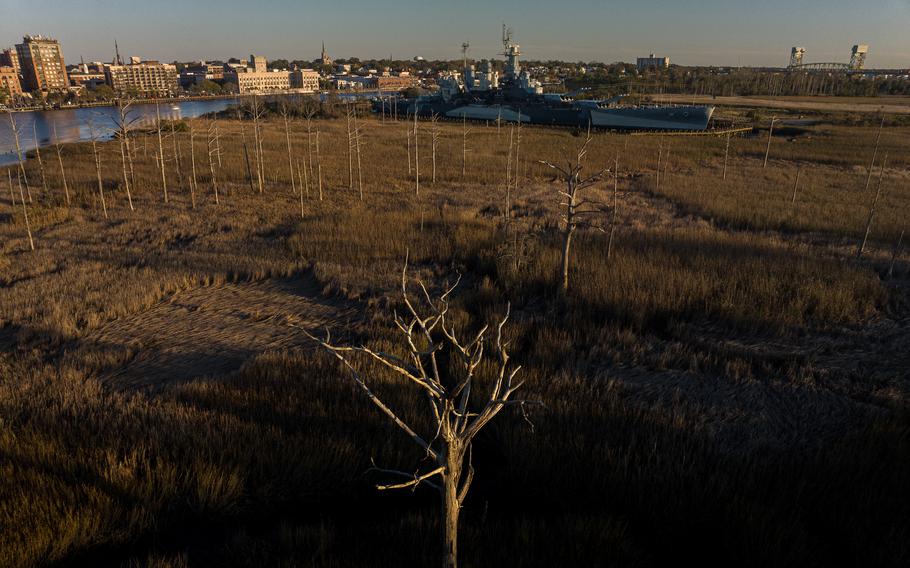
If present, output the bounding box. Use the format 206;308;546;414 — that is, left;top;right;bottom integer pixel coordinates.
377;26;715;131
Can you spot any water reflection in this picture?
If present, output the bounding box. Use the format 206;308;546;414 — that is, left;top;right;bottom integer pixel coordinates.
1;99;238;166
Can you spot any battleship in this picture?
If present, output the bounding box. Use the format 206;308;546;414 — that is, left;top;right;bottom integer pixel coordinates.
375;27;715;131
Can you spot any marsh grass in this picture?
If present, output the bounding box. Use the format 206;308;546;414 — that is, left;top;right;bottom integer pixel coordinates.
1;111;908;567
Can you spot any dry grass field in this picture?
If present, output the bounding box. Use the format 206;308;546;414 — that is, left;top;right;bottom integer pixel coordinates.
1;104;908;567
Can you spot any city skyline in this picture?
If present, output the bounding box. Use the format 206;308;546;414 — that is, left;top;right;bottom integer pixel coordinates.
2;0;910;68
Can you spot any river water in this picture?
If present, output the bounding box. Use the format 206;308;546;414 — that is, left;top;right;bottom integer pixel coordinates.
0;98;238;167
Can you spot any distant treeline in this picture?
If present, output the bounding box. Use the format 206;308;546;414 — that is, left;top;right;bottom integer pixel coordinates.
567;65;910;99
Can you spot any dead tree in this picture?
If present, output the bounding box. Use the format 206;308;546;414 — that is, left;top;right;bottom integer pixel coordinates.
207;123;221;205
540;127;609;293
863;115;885;193
170;119;183;186
407;112;413;176
763;116;777;168
297;261;533;568
346;103;355;191
52;124;70;205
15;170;34;251
6;112;30;202
431;112;440;185
297;158;306;217
115;99;137;211
722;130;731;181
607;154;619;260
353;104;364;200
189;125;198;209
282;102;297;195
461;114;471;181
304;104;318;184
316;128;323;201
238;105;256;194
791;164;802;204
250;94;265;193
414;106;420;195
89;121;109;219
513;117;521;195
506;125;514;199
32;122;48;198
857;154;888;259
155;100;168;203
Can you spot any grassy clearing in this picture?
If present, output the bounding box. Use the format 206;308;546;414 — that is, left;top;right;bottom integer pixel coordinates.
1;109;908;566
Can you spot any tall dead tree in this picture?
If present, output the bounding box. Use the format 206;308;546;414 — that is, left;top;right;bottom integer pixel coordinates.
32;122;48;198
722;130;731;181
170;119;183;186
414;106;420;195
431;112;440;184
52;124;70;205
282;102;297;195
857;154;888;259
89;121;109;219
297;261;533;568
250;95;265;193
346;103;355;191
155;100;168;203
15;170;34;251
407;111;413;176
791;164;802;204
7;168;16;207
115;99;136;211
208;123;221;205
353;104;364;200
887;231;904;279
7;112;30;202
763;116;777;168
297;158;306;217
863;115;885;193
540;127;609;293
461;114;471;181
188;125;198;209
607;154;619;260
237;105;256;194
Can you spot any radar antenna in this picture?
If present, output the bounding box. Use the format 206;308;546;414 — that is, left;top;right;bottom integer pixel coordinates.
461;41;470;71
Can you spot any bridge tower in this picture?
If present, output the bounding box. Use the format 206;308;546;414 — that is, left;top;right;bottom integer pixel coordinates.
789;47;806;68
850;44;868;70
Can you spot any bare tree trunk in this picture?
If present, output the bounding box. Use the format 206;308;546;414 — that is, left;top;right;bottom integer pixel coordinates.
189;125;198;209
298;158;306;218
16;170;34;251
513;119;521;195
763;117;776;168
156;100;168;203
608;155;618;260
284;107;297;195
346;103;354;191
506;125;513;197
119;124;134;211
209;124;220;205
7;112;30;202
354;105;364;201
655;145;663;192
32;122;48;198
414;108;420;196
722;131;731;181
462;114;468;181
90;126;109;219
407;113;412;176
171;120;183;186
251;95;264;193
863;115;885;192
442;443;462;568
857;154;888;259
791;164;802;204
299;157;309;200
239;115;255;194
316;128;323;201
561;221;575;293
52;124;70;205
431;113;439;185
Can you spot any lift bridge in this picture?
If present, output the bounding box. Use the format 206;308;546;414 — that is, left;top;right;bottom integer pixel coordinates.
787;44;868;71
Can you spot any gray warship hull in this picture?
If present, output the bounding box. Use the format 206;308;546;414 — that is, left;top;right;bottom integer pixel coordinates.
377;100;715;131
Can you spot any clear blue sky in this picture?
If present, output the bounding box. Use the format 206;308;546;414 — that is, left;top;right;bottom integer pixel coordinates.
2;0;909;68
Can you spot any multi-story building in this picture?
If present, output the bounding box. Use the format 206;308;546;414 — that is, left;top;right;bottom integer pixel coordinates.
15;35;69;92
105;58;178;96
0;48;19;74
250;54;267;73
290;69;320;91
224;54;319;93
637;53;670;71
0;66;22;98
369;73;417;91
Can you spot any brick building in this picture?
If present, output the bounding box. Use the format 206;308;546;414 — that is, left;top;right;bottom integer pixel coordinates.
15;35;69;92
